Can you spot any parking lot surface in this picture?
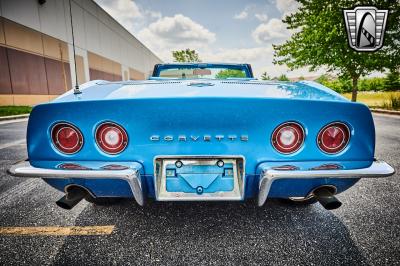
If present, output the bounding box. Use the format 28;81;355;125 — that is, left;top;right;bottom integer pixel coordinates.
0;114;399;265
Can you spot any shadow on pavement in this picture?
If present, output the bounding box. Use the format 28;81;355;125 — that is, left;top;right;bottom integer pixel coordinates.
53;199;367;265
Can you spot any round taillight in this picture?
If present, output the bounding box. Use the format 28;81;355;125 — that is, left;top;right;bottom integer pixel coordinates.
95;122;128;154
272;122;304;154
51;123;83;154
317;122;350;154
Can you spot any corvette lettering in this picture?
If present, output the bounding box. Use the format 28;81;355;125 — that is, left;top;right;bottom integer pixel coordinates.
149;135;249;142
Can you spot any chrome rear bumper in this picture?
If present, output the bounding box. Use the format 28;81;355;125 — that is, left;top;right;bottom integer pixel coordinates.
257;160;395;206
7;161;144;206
8;160;395;207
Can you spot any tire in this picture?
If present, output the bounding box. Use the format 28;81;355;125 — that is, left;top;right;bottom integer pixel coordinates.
85;196;122;206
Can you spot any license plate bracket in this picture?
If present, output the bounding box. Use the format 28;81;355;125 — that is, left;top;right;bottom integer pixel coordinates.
154;156;245;201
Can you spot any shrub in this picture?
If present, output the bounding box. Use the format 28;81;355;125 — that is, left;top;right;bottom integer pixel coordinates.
317;75;387;92
382;94;400;110
384;70;400;91
277;74;290;81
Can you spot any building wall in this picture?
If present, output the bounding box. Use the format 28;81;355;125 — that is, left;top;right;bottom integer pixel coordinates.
0;0;162;106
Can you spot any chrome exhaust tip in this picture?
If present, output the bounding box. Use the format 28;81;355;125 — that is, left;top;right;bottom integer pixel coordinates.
56;186;88;210
313;186;342;210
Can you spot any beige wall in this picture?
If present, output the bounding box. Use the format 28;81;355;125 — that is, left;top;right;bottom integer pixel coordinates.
3;18;44;55
129;68;146;80
0;0;162;106
0;18;71;100
43;35;69;62
88;51;124;81
75;55;86;84
88;51;122;77
2;19;69;61
0;0;161;79
0;94;59;106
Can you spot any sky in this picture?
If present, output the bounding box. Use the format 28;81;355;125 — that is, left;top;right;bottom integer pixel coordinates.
94;0;324;78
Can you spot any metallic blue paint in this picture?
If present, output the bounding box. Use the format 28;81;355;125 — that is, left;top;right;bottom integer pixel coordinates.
53;80;348;103
166;163;235;193
26;77;376;200
267;178;360;198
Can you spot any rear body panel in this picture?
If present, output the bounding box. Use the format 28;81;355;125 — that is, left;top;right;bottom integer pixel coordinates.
26;80;375;200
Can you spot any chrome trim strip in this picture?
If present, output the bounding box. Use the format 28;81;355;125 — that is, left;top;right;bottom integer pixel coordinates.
7;161;144;206
258;160;395;206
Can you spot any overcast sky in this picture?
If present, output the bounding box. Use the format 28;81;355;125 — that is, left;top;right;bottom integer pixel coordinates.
95;0;324;78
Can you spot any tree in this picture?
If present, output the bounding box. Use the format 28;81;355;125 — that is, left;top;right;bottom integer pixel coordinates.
215;69;246;79
261;72;271;80
273;0;400;102
172;49;201;62
384;69;400;91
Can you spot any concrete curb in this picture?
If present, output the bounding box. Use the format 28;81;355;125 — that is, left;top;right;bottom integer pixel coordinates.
0;114;30;121
371;109;400;116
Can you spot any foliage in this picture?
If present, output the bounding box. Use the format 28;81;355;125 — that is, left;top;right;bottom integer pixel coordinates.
316;74;329;84
277;74;290;81
273;0;400;101
172;49;201;62
384;69;400;91
318;73;400;93
318;75;389;93
383;94;400;110
261;72;271;80
0;106;32;117
319;77;352;93
358;77;385;91
215;69;246;79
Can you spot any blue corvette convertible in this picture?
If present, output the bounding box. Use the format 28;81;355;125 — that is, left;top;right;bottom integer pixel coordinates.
9;63;395;210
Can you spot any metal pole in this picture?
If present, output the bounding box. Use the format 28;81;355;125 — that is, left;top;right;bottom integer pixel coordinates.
68;0;81;94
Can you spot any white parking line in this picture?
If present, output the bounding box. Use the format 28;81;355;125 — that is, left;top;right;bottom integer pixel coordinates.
0;139;26;150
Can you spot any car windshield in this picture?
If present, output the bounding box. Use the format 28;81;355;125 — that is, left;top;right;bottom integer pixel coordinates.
154;64;252;79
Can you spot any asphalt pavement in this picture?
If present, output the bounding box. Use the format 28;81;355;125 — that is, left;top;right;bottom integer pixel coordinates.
0;114;399;266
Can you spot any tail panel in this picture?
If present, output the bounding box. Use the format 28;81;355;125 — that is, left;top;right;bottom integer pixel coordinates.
27;97;375;174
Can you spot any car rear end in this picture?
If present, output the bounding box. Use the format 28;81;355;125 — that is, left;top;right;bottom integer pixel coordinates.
8;81;395;209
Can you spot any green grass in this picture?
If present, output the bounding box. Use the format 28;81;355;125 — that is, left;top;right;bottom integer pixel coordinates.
0;106;32;117
342;91;400;110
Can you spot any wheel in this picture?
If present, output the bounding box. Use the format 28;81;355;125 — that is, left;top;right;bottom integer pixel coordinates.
280;195;318;205
85;195;122;205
